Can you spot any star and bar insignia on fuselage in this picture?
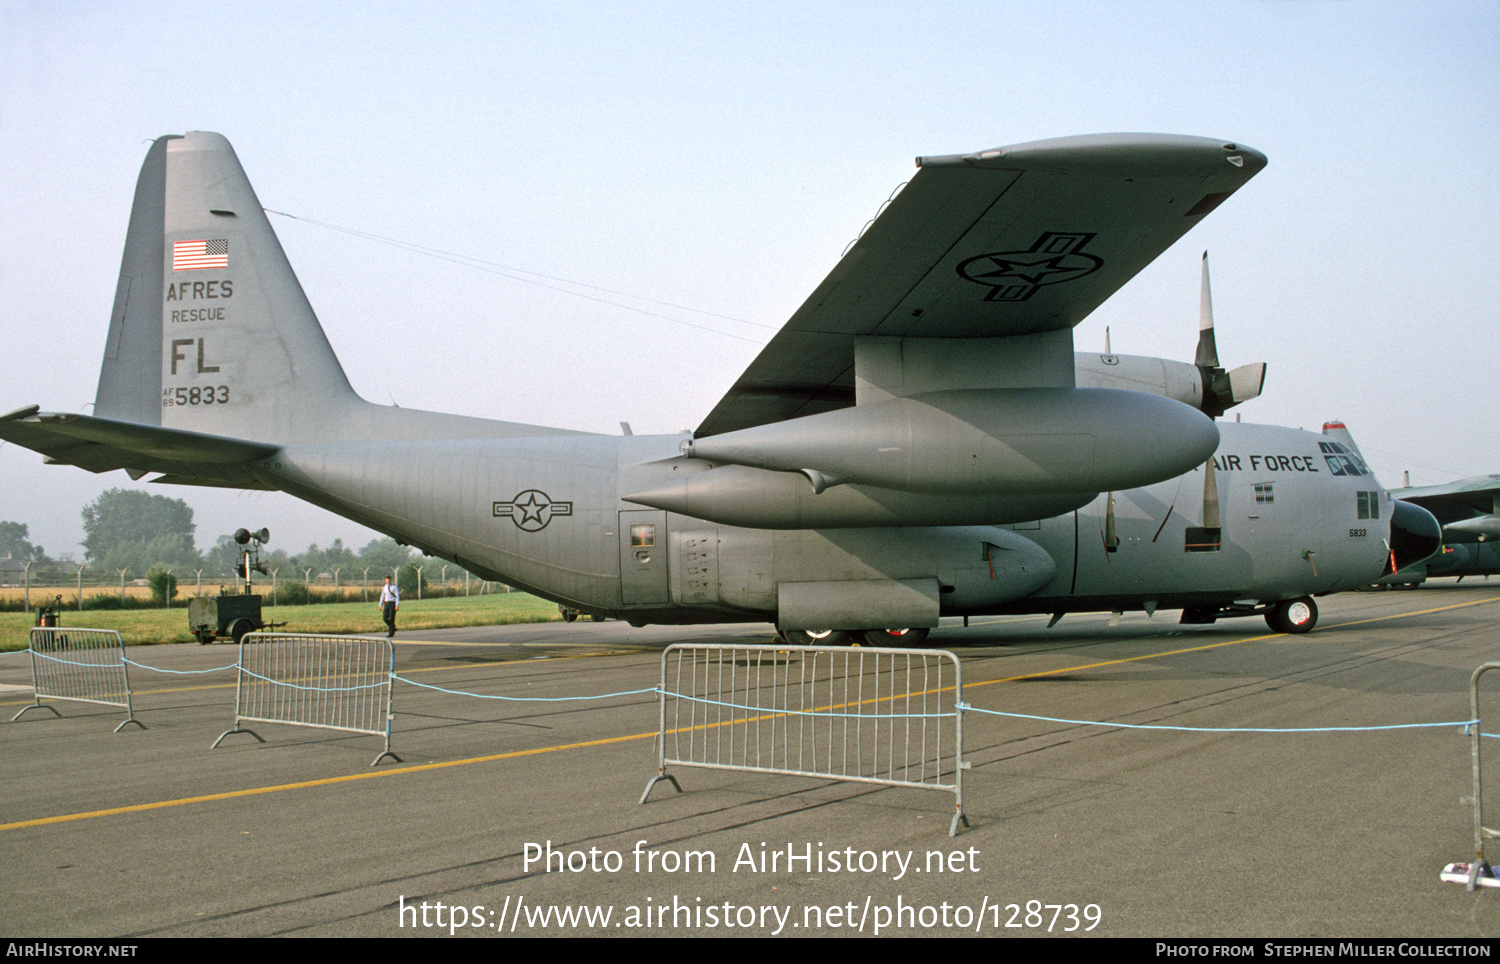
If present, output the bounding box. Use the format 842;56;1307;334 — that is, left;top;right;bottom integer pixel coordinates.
493;490;573;531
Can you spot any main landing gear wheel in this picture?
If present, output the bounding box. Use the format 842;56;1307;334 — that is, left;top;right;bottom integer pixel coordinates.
1266;597;1317;634
786;629;856;646
861;628;930;647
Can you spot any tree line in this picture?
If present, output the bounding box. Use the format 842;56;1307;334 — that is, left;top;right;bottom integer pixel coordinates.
2;488;483;597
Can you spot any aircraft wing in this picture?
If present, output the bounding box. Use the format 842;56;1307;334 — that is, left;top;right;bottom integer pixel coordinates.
1393;475;1500;526
0;406;278;488
697;134;1267;437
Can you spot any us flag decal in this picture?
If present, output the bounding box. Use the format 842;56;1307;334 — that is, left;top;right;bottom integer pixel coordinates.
172;239;229;271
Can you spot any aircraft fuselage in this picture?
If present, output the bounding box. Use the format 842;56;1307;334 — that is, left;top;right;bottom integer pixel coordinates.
259;418;1396;628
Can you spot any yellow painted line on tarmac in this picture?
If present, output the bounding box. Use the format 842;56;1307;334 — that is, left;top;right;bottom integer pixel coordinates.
6;593;1498;834
1318;593;1500;630
0;728;662;833
967;592;1500;689
383;637;558;647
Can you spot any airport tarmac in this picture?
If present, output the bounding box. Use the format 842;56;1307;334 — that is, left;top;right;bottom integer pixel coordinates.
3;584;1500;938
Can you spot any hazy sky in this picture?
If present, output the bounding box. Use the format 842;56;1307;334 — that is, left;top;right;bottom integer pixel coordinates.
3;1;1497;559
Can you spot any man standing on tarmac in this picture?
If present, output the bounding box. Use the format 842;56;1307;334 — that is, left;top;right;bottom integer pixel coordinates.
379;575;400;638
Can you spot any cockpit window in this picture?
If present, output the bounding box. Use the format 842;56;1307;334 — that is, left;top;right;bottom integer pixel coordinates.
1357;491;1380;520
1320;442;1369;476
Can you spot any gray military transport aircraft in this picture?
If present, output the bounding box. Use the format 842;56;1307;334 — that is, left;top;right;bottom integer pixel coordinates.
0;132;1441;643
1384;475;1500;583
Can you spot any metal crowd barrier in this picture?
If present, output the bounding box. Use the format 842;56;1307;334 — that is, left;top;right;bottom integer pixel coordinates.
1449;661;1500;889
640;643;969;835
212;632;401;766
11;627;143;731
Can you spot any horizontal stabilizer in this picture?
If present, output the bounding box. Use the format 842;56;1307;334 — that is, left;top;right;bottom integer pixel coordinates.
0;406;278;487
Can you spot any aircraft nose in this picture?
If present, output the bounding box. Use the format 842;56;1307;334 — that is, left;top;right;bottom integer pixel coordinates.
1390;499;1442;572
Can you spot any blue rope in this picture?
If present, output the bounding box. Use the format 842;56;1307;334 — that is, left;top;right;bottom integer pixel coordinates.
24;652;122;669
238;667;387;693
959;702;1478;734
123;657;237;675
393;674;654;702
17;643;1495;737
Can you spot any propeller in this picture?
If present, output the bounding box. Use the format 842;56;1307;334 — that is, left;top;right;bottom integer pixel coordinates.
1195;252;1266;419
1189;253;1237;552
1098;255;1256;557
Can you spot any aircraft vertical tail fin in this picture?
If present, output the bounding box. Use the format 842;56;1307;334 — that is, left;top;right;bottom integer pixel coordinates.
1321;420;1371;467
95;132;359;443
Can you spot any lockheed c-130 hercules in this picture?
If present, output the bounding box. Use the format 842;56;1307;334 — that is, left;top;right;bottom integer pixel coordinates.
0;132;1440;643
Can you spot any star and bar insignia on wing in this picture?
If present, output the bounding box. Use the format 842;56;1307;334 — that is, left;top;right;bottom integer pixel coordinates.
956;231;1102;301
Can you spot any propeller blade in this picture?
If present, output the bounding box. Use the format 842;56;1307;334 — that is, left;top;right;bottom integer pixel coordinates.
1226;362;1266;405
1202;458;1221;530
1193;251;1265;418
1195;251;1220;370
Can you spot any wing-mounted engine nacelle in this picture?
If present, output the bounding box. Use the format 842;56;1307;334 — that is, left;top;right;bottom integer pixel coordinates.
682;387;1218;496
624;460;1094;530
1076;353;1266;417
1440;515;1500;542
